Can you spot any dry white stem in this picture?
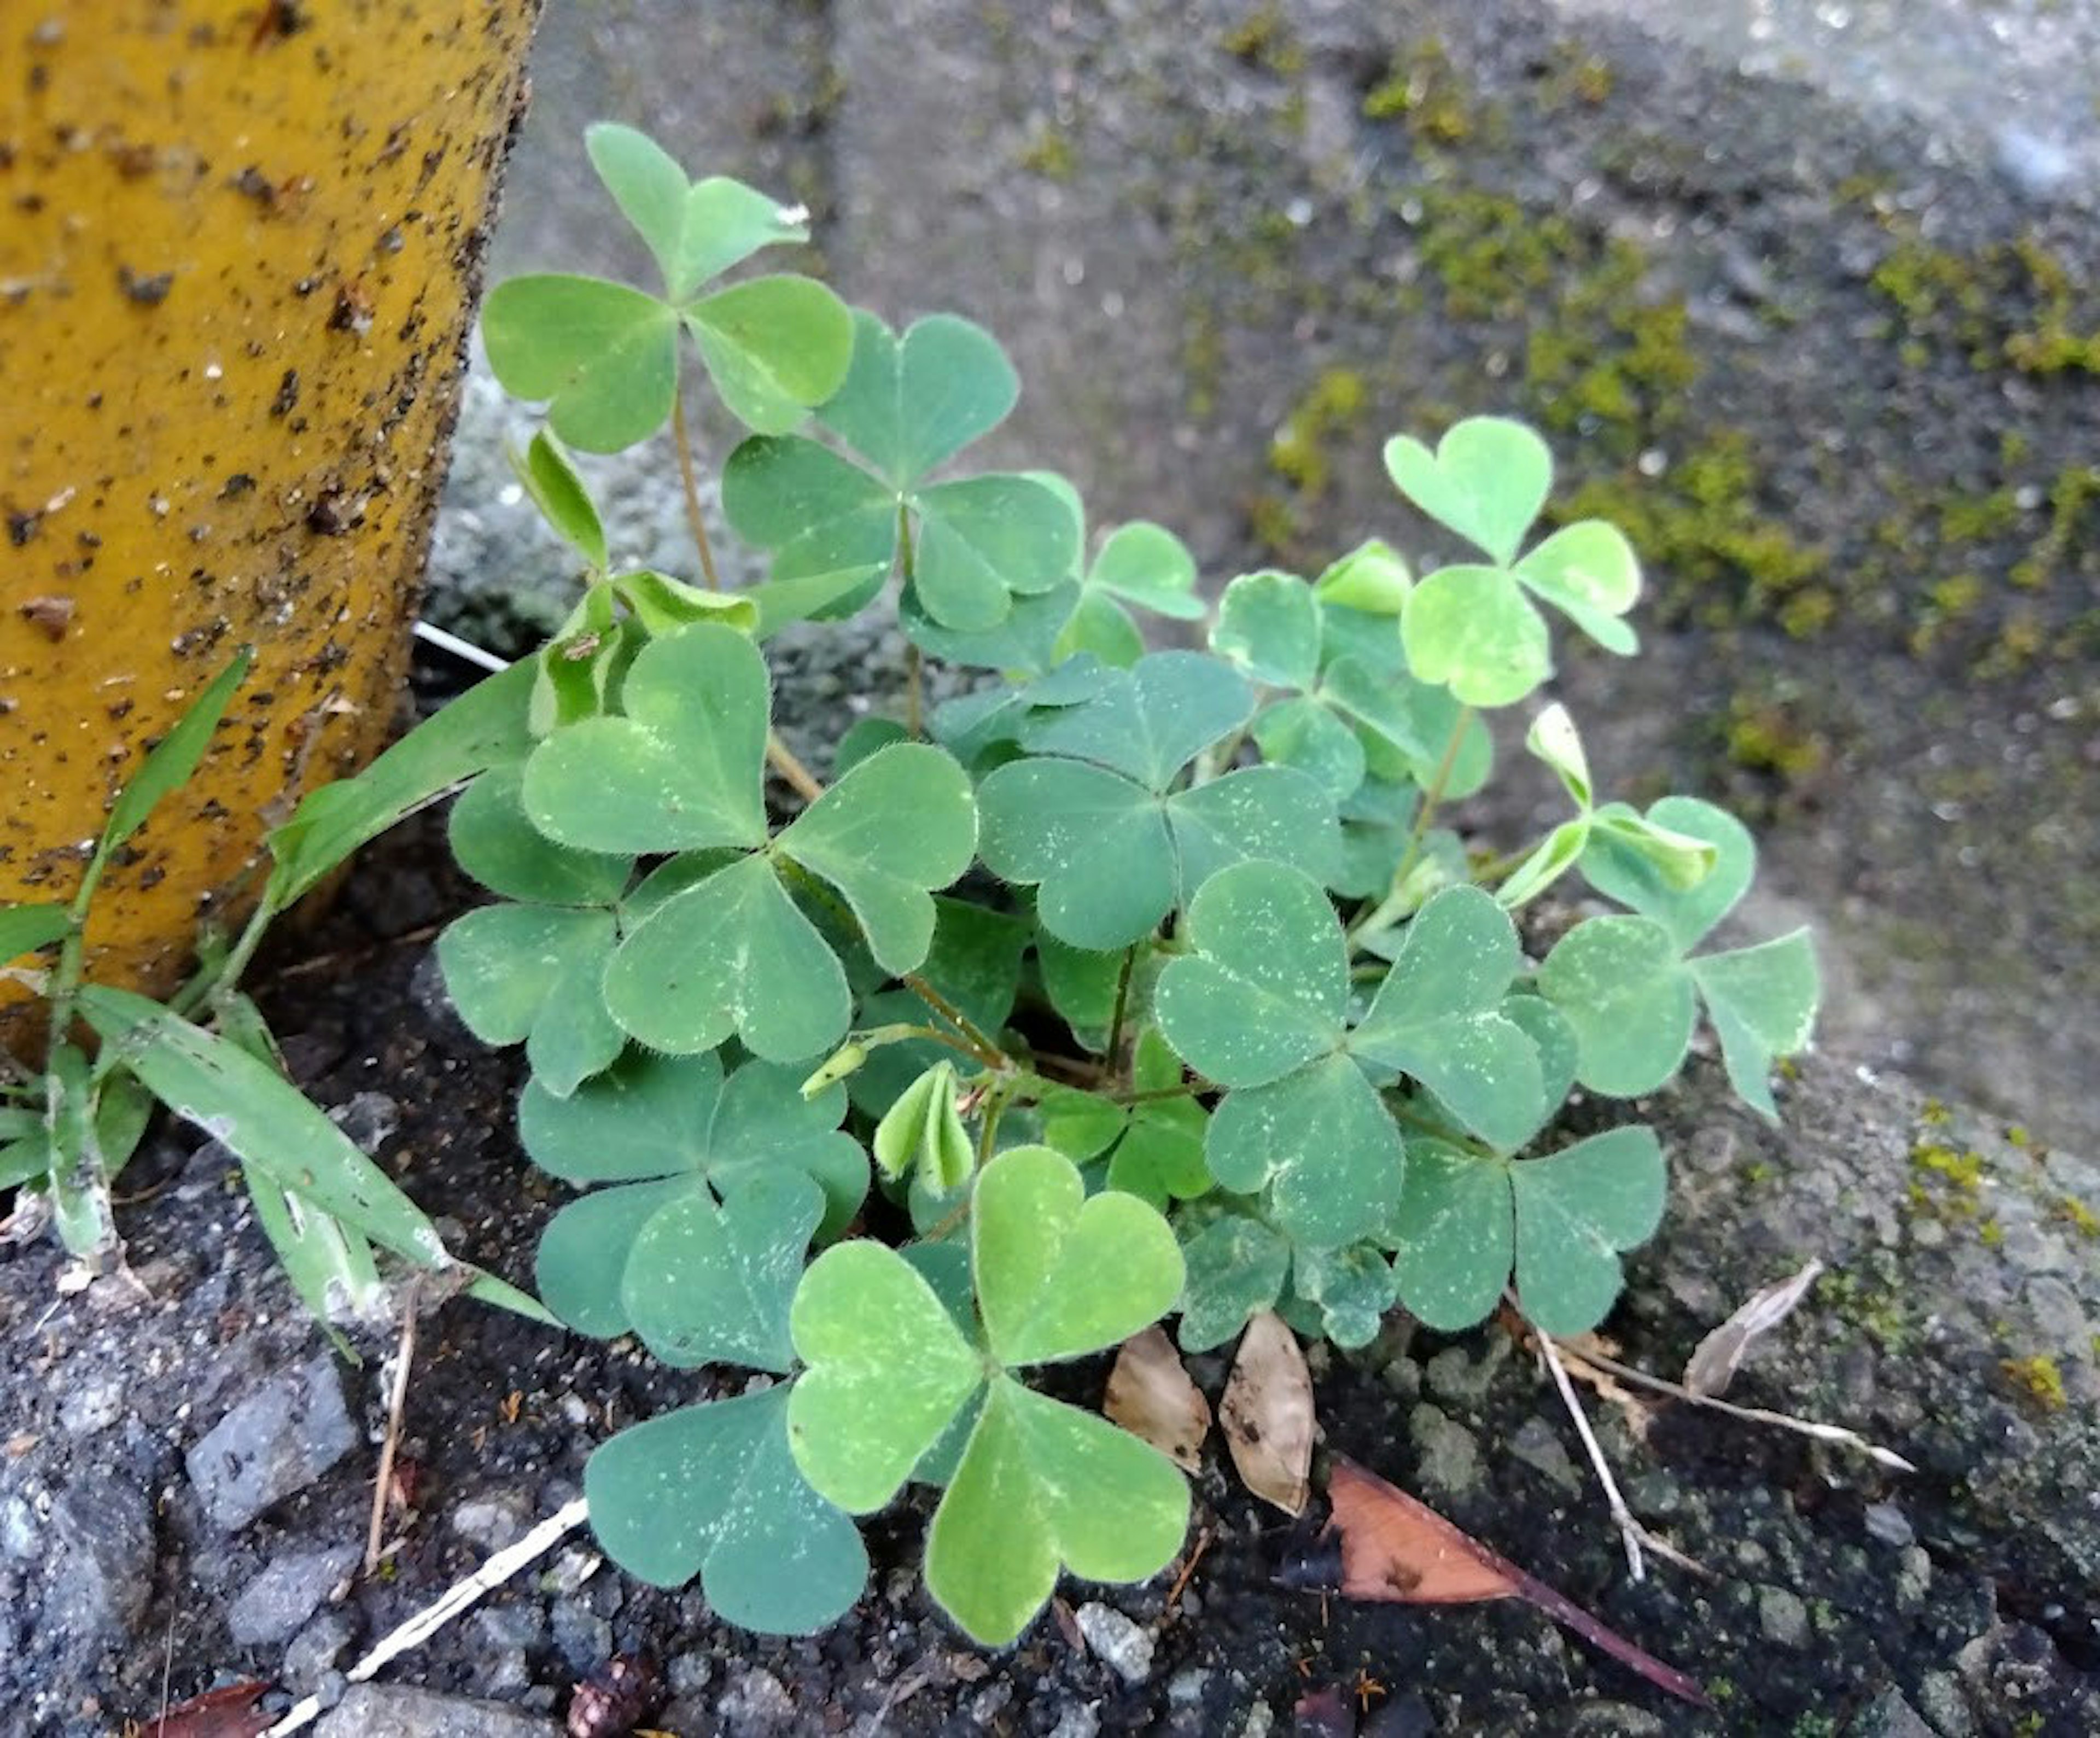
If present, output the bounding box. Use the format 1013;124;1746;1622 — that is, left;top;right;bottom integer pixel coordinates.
265;1497;591;1735
410;617;511;673
1555;1336;1917;1474
364;1282;419;1576
1534;1321;1650;1582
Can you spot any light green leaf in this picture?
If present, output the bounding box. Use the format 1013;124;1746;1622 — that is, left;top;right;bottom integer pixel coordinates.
605;854;850;1062
972;1145;1184;1366
1580;796;1753;950
611;569;759;637
623;1170;825;1371
269;658;536;908
1087;521;1205;619
1383;417;1553;566
523;622;771;854
1389;1141;1513;1332
1177;1214;1292;1351
103;649;252;855
924;1377;1188;1646
1586;803;1720;894
685;275;854;434
481;275;680;453
1205;1052;1404;1250
1154;861;1347;1088
1525;703;1591;810
819;311;1019;486
78;988;451;1272
873;1063;974;1191
1401;565;1553;708
0;904;68;963
1690;929;1819;1118
1052;589;1146;668
1513;520;1641;654
1537;915;1698;1097
510;429;608;569
585;1386;869;1634
1350;887;1543;1150
1493;818;1590;911
1314;539;1412;614
789;1240;986;1512
777;743;976;974
1212;570;1321;690
1510;1127;1666;1334
585;125;809;302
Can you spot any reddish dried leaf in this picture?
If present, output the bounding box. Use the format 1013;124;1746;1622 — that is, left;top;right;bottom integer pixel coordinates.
1104;1326;1212;1473
1317;1457;1711;1708
1221;1310;1315;1515
140;1680;273;1738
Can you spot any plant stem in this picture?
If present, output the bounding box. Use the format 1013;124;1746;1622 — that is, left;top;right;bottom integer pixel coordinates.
906;644;923;739
1105;946;1136;1064
672;396;721;591
1345;703;1475;948
765;731;826;806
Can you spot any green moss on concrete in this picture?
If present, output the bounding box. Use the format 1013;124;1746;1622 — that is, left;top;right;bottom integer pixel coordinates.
1017;121;1077;182
1269;367;1369;500
2002;1353;2069;1412
1363;38;1474;145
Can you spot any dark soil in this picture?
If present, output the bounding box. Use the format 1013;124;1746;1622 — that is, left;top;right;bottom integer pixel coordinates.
3;764;2095;1737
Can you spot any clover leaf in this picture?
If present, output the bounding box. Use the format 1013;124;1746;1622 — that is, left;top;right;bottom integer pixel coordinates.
586;1385;869;1635
1211;570;1321;691
1384;418;1642;705
1554;796;1820;1115
523;623;771;854
789;1145;1188;1644
1384;417;1553;567
1055;520;1206;666
523;1049;867;1337
482;130;849;450
724;312;1079;634
1176;1212;1293;1351
1156;865;1542;1244
978;653;1340;948
1390;1128;1666;1335
435;767;634;1097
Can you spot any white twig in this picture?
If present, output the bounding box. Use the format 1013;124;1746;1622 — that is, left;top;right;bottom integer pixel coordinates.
265;1497;590;1735
411;619;511;673
1534;1319;1650;1583
1553;1335;1917;1474
364;1282;419;1576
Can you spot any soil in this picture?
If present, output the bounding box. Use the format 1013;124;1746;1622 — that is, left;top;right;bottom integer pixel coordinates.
2;697;2095;1735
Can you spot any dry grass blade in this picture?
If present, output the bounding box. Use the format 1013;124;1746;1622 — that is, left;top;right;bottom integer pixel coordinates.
1683;1257;1825;1397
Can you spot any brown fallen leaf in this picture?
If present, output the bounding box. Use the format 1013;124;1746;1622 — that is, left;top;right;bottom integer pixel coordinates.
1295;1456;1710;1708
1551;1330;1655;1442
136;1680;273;1738
1104;1326;1211;1473
1222;1310;1315;1515
1683;1258;1825;1398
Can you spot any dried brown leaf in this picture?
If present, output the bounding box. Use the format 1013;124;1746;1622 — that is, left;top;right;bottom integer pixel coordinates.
1104;1326;1212;1473
1683;1258;1825;1397
1221;1310;1315;1515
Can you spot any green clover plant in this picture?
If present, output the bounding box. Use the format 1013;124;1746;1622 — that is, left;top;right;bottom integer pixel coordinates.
188;125;1825;1645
